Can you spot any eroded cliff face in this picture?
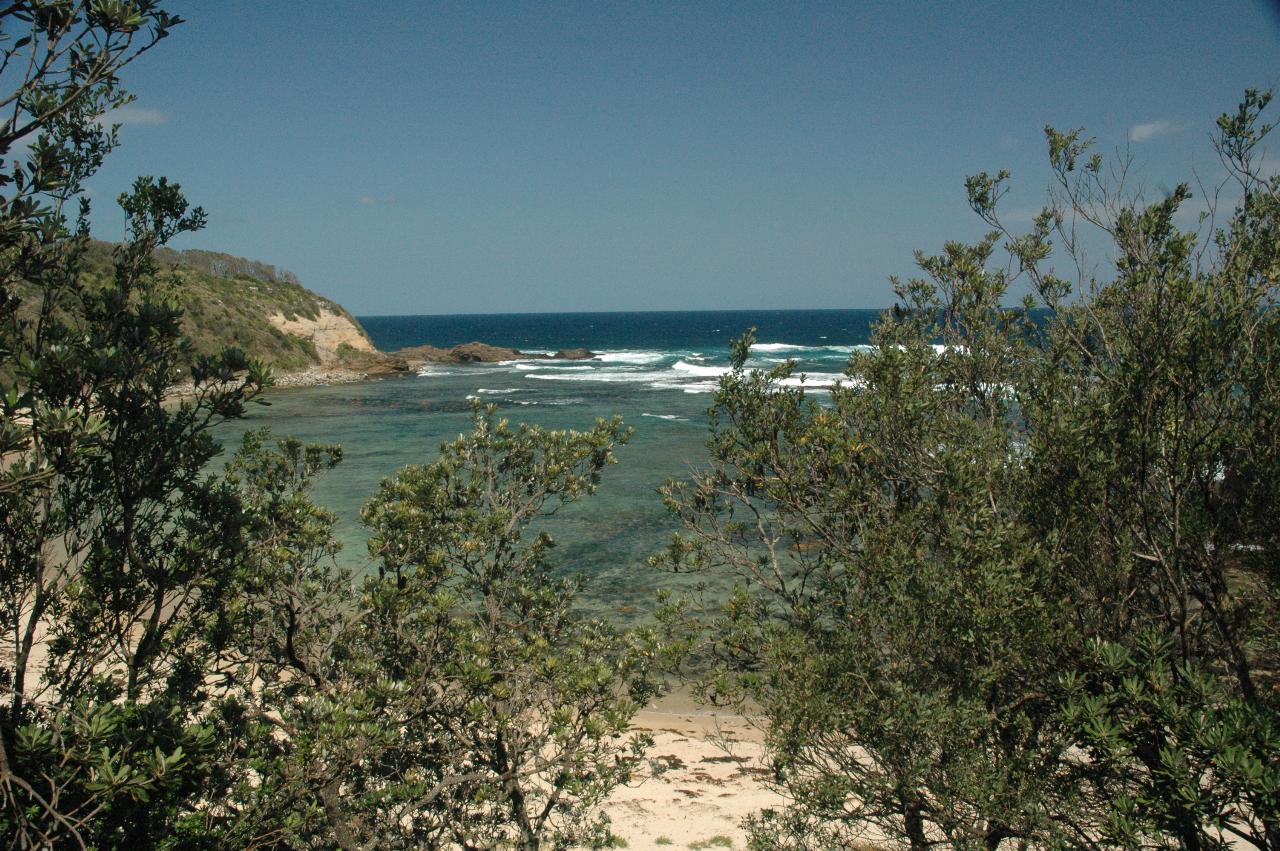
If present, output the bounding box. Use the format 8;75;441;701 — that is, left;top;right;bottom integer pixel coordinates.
269;309;376;365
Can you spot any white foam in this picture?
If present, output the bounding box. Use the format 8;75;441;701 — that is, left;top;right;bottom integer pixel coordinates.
751;342;857;354
527;397;585;406
644;380;719;394
476;387;524;394
515;363;593;371
776;373;845;388
526;369;669;383
520;359;854;394
751;342;809;352
659;372;854;394
596;350;665;364
932;381;1013;397
641;413;689;421
671;360;730;378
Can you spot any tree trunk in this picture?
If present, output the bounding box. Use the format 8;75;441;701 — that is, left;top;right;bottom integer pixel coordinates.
903;796;929;851
319;779;362;851
1264;820;1280;851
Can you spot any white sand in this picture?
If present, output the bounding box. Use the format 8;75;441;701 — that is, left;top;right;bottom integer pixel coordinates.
603;700;786;851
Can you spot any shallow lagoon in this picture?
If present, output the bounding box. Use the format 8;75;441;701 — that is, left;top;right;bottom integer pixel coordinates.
214;310;882;619
214;365;719;619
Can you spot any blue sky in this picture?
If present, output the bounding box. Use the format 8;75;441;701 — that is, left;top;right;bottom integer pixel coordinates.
86;1;1280;315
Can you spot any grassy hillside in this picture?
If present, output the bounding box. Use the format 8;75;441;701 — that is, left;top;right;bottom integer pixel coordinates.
72;242;375;372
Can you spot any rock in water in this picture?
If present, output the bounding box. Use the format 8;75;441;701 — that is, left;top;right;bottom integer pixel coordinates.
449;342;526;362
553;348;595;360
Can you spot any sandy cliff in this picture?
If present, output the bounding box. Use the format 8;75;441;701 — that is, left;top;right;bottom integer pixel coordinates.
269;309;376;366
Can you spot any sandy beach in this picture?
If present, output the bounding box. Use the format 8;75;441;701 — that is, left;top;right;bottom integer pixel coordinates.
603;696;786;851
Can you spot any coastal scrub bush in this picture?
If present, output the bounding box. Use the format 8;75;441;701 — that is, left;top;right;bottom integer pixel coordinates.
1;6;653;846
0;2;270;846
195;410;657;850
358;405;658;850
660;93;1279;849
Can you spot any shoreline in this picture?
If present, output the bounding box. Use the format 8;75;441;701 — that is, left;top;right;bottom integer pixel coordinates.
165;339;601;400
268;365;393;388
162;366;384;405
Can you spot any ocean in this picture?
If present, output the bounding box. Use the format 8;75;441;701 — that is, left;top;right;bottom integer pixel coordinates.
216;309;885;619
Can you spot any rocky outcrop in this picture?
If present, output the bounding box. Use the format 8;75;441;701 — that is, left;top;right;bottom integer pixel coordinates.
239;338;599;389
268;309;376;366
391;342;596;369
552;348;594;360
448;342;526;362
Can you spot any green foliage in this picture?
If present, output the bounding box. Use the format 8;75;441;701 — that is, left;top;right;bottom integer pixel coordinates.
688;836;734;849
662;239;1073;849
663;92;1280;850
1061;632;1280;850
2;10;655;846
184;410;657;850
186;430;366;847
78;240;367;372
1006;88;1280;850
5;240;372;380
332;340;387;370
0;3;269;846
356;405;658;850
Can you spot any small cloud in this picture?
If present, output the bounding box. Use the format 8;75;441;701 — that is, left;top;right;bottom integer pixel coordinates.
1128;120;1176;143
357;195;397;207
96;106;169;127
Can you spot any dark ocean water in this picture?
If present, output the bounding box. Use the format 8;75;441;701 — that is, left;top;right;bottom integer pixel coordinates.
361;309;881;354
216;309;887;620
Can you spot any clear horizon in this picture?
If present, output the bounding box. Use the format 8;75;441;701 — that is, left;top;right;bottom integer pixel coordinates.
84;1;1280;315
352;305;894;318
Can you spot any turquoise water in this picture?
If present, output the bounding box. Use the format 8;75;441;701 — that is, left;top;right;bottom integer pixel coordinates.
215;310;884;619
